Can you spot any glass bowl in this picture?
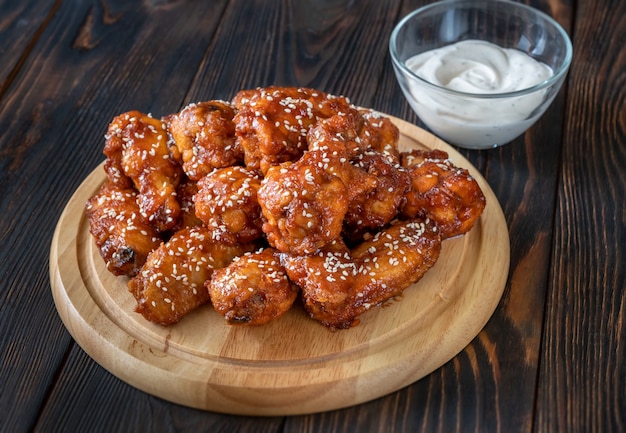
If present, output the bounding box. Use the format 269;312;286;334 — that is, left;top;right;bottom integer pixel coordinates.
389;0;573;149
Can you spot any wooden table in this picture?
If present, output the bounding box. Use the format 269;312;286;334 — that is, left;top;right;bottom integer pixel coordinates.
1;0;624;432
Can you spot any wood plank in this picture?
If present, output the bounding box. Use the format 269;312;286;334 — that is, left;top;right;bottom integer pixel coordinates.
0;0;233;431
316;0;571;431
34;349;285;433
0;0;591;429
534;0;626;431
0;0;59;96
180;0;402;109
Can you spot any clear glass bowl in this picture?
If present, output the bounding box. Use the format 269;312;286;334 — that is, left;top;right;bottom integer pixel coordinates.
389;0;573;149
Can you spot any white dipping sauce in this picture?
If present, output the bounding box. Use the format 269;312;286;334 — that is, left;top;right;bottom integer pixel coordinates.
402;40;554;148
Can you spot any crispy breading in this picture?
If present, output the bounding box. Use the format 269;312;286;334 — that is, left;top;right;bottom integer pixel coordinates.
193;166;264;245
165;100;242;180
103;110;183;232
208;248;298;326
401;149;486;239
86;180;162;277
128;226;256;326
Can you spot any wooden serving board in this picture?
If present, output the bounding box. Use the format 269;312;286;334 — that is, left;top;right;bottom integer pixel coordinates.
49;116;510;416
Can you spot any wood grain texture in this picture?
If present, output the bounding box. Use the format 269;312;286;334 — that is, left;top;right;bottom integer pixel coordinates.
181;0;401;108
535;0;626;431
49;118;509;416
34;348;286;433
2;0;623;430
0;1;229;431
296;0;569;431
0;0;60;97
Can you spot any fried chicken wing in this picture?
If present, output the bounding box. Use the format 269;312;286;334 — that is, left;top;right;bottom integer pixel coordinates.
285;219;442;330
400;149;486;239
342;151;411;242
86;180;162;277
128;226;256;326
350;218;442;306
104;110;183;232
282;239;358;328
232;86;357;174
193;166;264;245
208;248;298;325
305;109;407;241
306;111;366;159
258;150;350;255
165;101;242;180
357;108;401;159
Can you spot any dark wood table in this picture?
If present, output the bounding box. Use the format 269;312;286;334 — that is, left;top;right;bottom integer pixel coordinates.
1;0;624;432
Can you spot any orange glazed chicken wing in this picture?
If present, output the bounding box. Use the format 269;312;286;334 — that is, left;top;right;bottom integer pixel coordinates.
306;110;366;159
401;149;486;239
285;219;442;330
342;151;411;242
86;181;162;277
128;226;255;326
208;248;298;326
232;86;358;174
104;110;183;232
357;108;401;159
193;166;264;245
165;100;243;180
350;218;442;315
257;150;350;255
282;239;358;329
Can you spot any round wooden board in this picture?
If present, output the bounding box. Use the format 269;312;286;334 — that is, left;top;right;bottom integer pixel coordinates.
49;116;509;416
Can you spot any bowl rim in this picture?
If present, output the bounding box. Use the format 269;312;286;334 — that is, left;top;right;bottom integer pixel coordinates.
389;0;573;99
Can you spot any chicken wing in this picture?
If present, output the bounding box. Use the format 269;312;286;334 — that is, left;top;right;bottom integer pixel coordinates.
193;166;264;245
232;86;357;174
282;239;358;329
165;100;243;180
128;226;256;326
342;151;411;242
284;219;441;330
86;180;162;277
257;150;350;255
208;248;298;326
350;218;442;313
104;110;183;232
357;108;401;159
400;149;486;239
306;110;366;159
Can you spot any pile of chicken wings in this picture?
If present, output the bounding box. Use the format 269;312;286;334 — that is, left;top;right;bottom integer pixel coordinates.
86;87;485;330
